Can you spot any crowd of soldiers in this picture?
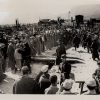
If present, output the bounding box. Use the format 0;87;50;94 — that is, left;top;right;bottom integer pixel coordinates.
73;26;100;61
0;23;73;82
12;53;100;95
0;21;100;94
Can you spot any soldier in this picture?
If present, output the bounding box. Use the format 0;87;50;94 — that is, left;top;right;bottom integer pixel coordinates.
86;34;92;53
45;75;59;94
0;43;5;82
14;43;22;72
13;66;40;94
29;36;37;56
91;39;99;60
39;65;51;94
59;79;77;95
32;34;39;55
7;39;16;72
23;43;31;73
73;34;81;50
0;34;8;73
59;54;75;84
56;42;66;65
92;61;100;94
84;79;97;95
82;34;87;49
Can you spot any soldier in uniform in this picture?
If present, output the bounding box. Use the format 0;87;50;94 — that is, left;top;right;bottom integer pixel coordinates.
13;66;40;94
73;34;81;50
56;42;66;65
0;43;5;82
7;39;16;72
84;79;97;95
92;61;100;94
91;39;99;60
0;34;8;73
29;36;37;56
86;34;92;53
59;79;76;95
59;54;75;84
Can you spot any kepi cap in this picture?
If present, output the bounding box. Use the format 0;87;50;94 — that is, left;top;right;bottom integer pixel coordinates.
41;65;49;73
62;79;74;90
86;78;96;87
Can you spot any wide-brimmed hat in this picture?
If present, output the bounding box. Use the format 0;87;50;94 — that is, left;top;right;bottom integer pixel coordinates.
41;65;49;73
16;43;20;48
86;78;96;87
0;43;5;49
62;79;74;90
61;54;66;58
21;66;29;73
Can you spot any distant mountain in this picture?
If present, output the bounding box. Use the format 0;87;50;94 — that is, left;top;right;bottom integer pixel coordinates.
70;4;100;19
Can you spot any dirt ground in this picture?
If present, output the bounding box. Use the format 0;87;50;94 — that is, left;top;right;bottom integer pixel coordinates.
0;46;99;94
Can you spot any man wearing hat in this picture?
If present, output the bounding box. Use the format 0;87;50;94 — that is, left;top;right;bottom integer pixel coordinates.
14;43;22;72
0;34;8;73
35;61;54;83
84;79;97;95
7;39;16;72
0;43;5;82
59;54;74;84
86;34;92;53
13;66;40;94
39;65;51;94
92;60;100;94
56;41;66;65
73;34;80;51
93;60;100;78
91;39;99;60
59;79;76;94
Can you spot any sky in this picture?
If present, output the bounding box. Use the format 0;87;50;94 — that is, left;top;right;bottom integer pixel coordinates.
0;0;100;25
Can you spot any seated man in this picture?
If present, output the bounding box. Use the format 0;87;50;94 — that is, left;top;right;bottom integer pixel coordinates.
58;79;77;95
45;75;59;94
39;65;51;94
60;54;75;84
13;66;40;94
35;61;54;83
93;60;100;78
83;78;97;95
92;60;100;94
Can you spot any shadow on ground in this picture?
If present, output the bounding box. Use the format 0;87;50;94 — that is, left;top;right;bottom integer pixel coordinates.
66;57;84;61
67;60;84;64
77;50;88;54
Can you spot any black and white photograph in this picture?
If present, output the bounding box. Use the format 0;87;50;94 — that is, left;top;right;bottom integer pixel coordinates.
0;0;100;95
